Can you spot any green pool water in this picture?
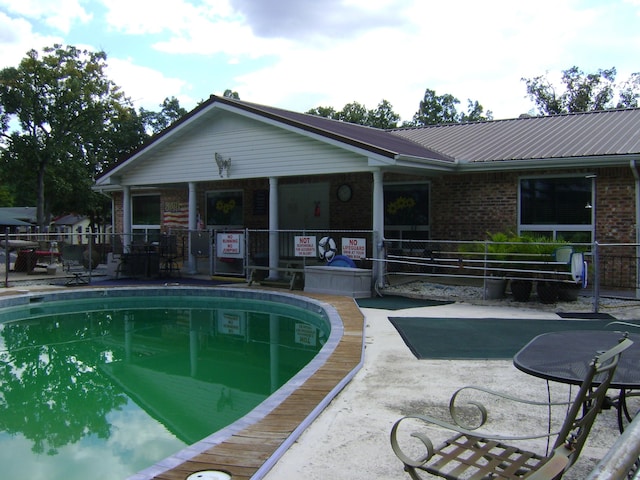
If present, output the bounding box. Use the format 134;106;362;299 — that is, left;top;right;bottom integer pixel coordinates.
0;291;329;479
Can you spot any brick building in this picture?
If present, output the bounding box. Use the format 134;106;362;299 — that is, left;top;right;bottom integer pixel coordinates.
95;96;640;286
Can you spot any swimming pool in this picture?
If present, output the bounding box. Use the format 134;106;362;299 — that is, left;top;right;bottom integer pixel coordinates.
0;287;345;479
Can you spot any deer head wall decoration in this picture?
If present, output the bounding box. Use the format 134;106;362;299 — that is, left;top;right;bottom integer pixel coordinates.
214;152;231;178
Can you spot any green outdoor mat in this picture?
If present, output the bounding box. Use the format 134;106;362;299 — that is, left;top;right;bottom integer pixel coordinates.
556;312;616;320
356;295;453;310
388;317;634;359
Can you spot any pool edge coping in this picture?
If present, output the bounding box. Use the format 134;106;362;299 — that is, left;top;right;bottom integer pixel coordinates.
0;286;366;480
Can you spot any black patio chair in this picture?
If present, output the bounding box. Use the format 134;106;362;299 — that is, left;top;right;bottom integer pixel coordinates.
390;336;633;480
159;234;180;278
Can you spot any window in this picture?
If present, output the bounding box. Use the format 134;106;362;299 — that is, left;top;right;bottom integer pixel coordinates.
206;190;243;227
519;176;592;241
132;194;161;243
383;183;429;245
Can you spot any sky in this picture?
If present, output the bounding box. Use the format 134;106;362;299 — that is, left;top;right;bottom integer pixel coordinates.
0;0;639;123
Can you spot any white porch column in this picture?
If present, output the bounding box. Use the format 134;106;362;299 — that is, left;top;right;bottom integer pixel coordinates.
372;170;384;288
123;185;132;251
268;177;280;280
188;181;197;274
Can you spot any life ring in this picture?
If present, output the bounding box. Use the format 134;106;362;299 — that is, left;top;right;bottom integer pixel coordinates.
318;236;337;262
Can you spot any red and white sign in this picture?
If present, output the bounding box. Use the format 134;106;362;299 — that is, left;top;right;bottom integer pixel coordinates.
294;235;317;257
341;237;366;259
216;233;244;258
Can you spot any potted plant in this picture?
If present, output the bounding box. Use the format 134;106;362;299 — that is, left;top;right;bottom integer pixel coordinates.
510;278;533;302
484;232;512;299
536;280;559;304
458;234;509;300
557;282;581;301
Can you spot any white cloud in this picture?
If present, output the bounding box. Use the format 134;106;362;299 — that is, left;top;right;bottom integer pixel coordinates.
100;0;234;35
0;0;91;33
0;12;63;68
229;0;632;121
106;57;192;111
2;0;640;122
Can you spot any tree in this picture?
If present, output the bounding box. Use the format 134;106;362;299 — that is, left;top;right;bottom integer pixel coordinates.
0;44;146;229
460;99;493;123
306;105;338;119
407;89;492;126
337;101;368;124
307;99;401;128
223;89;240;99
366;100;401;129
522;66;640;115
140;96;188;135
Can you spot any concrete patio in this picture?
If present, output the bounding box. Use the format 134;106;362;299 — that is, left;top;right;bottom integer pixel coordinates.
263;299;640;480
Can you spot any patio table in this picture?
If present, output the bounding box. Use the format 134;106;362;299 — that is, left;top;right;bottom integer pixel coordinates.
513;330;640;432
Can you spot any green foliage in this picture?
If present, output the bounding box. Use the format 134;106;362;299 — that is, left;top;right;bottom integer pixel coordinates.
522;66;640;115
139;96;188;135
405;88;493;126
223;88;240;99
0;44;146;228
0;184;14;206
307;99;400;128
460;231;568;258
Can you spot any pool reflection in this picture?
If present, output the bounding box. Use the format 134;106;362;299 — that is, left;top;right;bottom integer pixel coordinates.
0;297;325;477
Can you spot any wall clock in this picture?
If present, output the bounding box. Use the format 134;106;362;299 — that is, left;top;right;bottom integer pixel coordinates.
337;184;353;202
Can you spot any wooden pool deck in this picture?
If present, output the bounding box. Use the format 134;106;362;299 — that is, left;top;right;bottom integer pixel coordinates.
149;291;365;480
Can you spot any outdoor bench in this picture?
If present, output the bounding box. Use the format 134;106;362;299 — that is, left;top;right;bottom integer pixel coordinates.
246;263;306;290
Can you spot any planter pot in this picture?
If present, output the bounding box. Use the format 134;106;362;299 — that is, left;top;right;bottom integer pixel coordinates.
485;278;507;299
510;280;532;302
558;283;581;302
536;281;559;304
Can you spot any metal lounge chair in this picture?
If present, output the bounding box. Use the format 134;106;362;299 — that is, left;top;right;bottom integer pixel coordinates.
390;336;633;480
61;244;90;286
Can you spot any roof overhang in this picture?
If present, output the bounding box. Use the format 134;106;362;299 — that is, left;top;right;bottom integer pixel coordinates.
455;154;640;173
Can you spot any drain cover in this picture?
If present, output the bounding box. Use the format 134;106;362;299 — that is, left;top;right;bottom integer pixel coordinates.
186;471;231;480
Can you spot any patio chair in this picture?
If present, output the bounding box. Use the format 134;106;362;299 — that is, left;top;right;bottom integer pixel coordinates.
159;234;180;278
390;336;633;480
61;245;90;286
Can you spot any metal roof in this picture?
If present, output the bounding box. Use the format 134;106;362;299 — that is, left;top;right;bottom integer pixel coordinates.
389;108;640;163
216;96;454;162
98;99;640;185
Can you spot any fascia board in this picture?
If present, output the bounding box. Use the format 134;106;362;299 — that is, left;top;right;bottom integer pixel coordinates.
97;104;218;184
393;154;458;172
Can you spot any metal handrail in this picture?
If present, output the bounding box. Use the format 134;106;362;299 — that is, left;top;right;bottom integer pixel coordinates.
585;413;640;480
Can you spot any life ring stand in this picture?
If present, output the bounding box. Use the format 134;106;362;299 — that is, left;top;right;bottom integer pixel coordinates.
318;236;337;262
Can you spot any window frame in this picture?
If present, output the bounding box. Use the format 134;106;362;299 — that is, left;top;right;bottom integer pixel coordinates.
205;189;244;228
518;174;594;242
383;181;430;245
131;194;161;243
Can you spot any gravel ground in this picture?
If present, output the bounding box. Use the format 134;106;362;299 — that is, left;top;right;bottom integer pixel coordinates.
382;278;640;319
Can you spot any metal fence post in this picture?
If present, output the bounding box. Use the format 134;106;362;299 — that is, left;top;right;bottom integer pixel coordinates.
593;240;600;313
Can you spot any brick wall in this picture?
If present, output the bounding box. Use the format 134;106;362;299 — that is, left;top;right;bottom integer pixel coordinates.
431;171;517;240
110;167;637;244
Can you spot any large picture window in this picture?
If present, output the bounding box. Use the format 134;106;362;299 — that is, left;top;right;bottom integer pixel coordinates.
519;176;592;242
132;194;161;243
384;183;429;243
206;190;243;227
